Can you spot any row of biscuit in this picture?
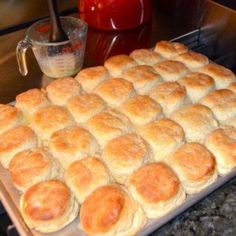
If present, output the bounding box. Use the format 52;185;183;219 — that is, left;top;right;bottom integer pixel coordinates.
0;40;235;236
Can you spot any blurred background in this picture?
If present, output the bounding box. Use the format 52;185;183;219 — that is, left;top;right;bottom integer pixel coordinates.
0;0;236;101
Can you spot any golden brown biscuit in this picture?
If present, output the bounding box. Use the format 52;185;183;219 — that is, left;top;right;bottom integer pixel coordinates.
168;143;217;194
30;105;74;142
199;63;235;89
15;88;50;119
138;119;184;161
153;60;189;81
120;95;163;126
154;41;188;59
175;52;209;71
223;116;236;128
9;148;63;192
20;180;79;233
171;104;218;143
49;126;100;169
67;94;107;124
104;54;137;77
0;104;23;134
65;156;111;203
130;49;163;66
223;81;236;127
94;78;136;107
0;125;38;168
227;82;236;93
86;109;133;147
80;184;146;236
199;89;236;122
179;72;215;102
102;134;151;184
149;82;190;116
127;162;186;218
122;65;162;95
205;126;236;175
46;77;82;106
75;66;110;92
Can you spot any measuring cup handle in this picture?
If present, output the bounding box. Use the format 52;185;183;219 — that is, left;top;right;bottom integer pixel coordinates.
16;38;31;76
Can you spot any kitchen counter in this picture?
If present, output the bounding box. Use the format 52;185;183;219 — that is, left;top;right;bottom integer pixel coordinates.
0;1;236;236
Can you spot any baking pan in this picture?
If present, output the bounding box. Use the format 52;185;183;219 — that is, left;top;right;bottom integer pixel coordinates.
0;162;235;236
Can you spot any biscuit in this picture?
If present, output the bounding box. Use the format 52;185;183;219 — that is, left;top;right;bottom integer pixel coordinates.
199;63;235;89
0;126;38;168
46;77;82;106
227;82;236;93
149;82;190;116
223;116;236;128
205;126;236;175
130;49;163;66
65;156;111;203
179;72;215;102
122;65;162;95
170;104;218;143
75;66;110;92
120;95;163;126
15;88;50;119
168;143;217;194
9;148;63;192
153;60;189;81
154;41;188;59
67;94;107;124
49;126;100;169
80;184;146;236
30;105;74;142
200;89;236;122
104;55;137;77
127;162;186;218
102;134;151;184
138;119;184;161
94;78;136;107
20;180;79;233
0;104;23;134
175;52;209;71
86;109;133;147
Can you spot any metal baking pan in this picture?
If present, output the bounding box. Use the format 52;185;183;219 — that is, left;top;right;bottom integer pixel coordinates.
0;2;236;234
0;162;235;236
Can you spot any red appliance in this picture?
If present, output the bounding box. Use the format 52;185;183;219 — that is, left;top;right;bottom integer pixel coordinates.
79;0;152;31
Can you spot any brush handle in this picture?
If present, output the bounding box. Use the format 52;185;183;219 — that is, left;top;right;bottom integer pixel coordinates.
47;0;68;42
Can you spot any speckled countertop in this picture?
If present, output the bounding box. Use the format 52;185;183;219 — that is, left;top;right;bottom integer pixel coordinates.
151;177;236;236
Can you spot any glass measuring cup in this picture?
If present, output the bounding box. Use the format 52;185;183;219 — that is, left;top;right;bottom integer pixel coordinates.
16;16;88;78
